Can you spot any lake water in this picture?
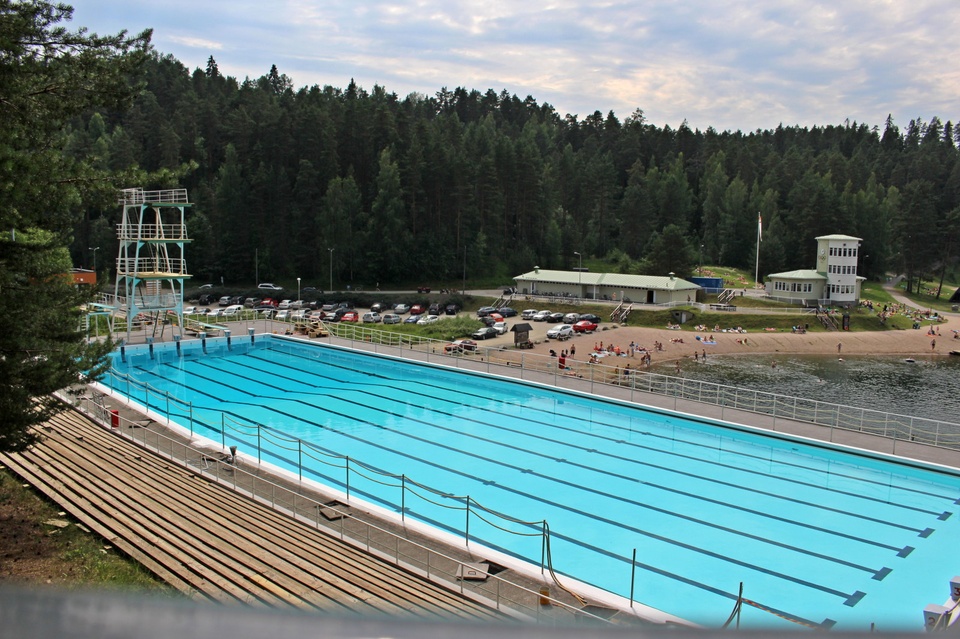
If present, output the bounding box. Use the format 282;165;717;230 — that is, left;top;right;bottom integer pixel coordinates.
652;354;960;426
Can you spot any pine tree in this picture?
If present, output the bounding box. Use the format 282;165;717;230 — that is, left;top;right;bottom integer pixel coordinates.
0;0;152;451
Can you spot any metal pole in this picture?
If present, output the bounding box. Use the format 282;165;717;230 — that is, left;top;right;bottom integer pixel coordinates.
328;248;334;292
630;547;637;607
574;251;582;298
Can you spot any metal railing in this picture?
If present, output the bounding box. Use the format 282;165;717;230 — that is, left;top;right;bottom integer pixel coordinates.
73;392;616;627
319;322;960;451
118;187;189;204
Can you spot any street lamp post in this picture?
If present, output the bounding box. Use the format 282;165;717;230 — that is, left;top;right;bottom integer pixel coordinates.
297;277;301;301
699;244;704;274
89;246;100;272
573;251;582;298
327;248;334;293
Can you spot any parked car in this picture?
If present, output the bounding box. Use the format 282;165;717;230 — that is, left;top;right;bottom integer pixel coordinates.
370;302;386;313
244;297;262;308
404;314;422;324
572;319;598;333
339;311;359;322
410;304;427;315
206;307;224;318
578;313;602;323
476;306;498;317
302;286;319;293
533;310;552;322
497;307;518;317
444;304;460;315
394;303;410;314
288;300;305;309
444;339;477;353
229;295;246;306
258;282;283;291
521;309;539;320
222;304;244;317
321;302;338;311
259;308;276;318
277;299;293;309
563;312;580;324
471;326;499;340
362;312;382;323
198;294;216;306
547;312;565;323
428;303;442;315
182;306;198;315
382;313;401;324
417;314;439;325
291;309;307;320
417;286;431;293
275;310;290;320
194;307;211;315
218;295;232;306
198;283;213;289
491;321;509;335
547;324;574;340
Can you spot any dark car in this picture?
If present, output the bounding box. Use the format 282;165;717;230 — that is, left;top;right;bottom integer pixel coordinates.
417;286;431;293
404;314;422;324
370;302;386;313
476;306;498;317
198;293;216;306
444;303;460;315
332;307;354;320
578;313;602;323
471;327;499;340
428;303;442;315
547;312;565;323
497;307;518;317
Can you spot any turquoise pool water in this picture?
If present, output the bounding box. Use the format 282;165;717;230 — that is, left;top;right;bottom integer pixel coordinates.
107;336;960;630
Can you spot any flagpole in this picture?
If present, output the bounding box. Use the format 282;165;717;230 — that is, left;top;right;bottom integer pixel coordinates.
754;213;761;287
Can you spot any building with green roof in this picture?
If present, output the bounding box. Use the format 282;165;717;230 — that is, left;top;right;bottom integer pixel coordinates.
764;234;864;307
513;267;700;304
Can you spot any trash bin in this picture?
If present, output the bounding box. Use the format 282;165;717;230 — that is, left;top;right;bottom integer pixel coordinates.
110;409;120;428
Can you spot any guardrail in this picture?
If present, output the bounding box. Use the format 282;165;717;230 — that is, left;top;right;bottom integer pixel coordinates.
74;392;616;626
320;322;960;451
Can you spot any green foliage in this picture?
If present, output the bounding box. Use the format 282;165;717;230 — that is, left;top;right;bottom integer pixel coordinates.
73;49;960;294
0;1;151;452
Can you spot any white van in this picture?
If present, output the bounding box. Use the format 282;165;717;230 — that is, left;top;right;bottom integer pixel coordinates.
222;304;244;317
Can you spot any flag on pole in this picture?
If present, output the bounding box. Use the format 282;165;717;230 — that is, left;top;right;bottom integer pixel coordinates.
758;214;762;242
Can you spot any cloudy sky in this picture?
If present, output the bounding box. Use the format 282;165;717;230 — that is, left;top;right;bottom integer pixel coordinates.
69;0;959;133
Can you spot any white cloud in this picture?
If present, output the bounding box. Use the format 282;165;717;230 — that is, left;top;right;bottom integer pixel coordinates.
68;0;960;131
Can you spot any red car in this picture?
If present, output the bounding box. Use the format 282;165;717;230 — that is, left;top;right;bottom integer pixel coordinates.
339;311;359;322
410;304;427;315
572;319;598;333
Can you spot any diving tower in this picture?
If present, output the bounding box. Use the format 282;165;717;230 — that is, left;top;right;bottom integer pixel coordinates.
114;188;192;343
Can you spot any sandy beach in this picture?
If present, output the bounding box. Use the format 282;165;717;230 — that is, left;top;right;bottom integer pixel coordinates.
517;312;960;362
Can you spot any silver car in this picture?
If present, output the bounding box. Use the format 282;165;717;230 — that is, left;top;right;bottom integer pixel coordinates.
546;324;574;339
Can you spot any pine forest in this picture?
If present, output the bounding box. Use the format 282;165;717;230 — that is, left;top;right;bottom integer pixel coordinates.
74;54;960;295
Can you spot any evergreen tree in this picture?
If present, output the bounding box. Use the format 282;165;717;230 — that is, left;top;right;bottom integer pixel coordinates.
0;0;152;451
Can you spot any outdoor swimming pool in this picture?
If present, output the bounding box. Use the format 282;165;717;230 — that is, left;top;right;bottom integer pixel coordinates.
105;335;960;630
